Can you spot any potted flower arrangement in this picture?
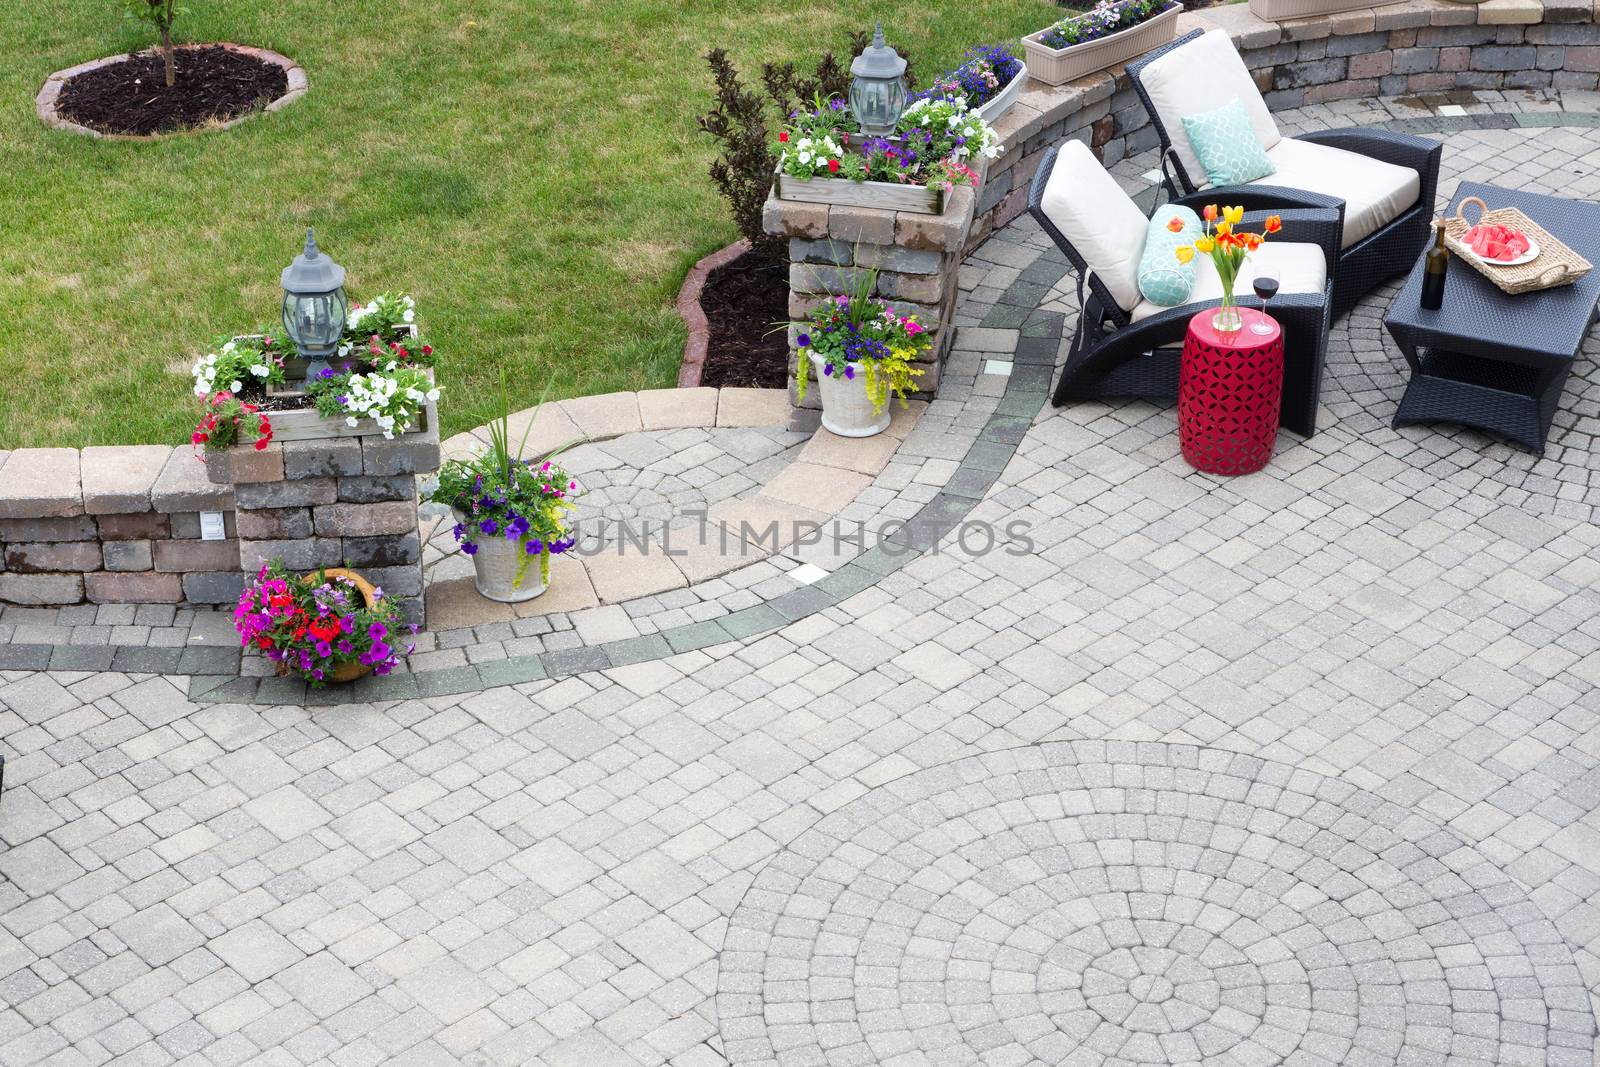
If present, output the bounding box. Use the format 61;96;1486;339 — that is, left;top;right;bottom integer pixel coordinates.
792;269;929;437
916;44;1028;125
234;561;415;686
773;95;1001;215
190;333;288;454
1024;0;1184;86
271;293;442;443
1172;204;1283;333
430;382;579;603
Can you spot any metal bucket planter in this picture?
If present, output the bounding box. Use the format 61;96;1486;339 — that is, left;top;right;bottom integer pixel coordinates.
811;354;891;438
455;511;549;603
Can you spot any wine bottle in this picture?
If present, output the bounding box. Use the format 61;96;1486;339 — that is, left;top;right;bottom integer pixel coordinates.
1421;220;1448;311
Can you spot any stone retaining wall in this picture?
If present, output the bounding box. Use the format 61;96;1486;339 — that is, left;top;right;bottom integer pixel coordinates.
763;0;1594;403
204;423;441;628
0;447;237;606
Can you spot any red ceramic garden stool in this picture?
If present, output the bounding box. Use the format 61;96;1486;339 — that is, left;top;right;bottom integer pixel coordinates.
1178;308;1284;476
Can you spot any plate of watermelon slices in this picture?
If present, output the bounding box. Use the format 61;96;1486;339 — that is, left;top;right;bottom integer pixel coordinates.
1460;222;1539;267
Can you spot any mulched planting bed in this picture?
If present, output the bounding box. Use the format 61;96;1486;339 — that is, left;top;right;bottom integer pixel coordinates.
700;250;790;389
56;45;288;136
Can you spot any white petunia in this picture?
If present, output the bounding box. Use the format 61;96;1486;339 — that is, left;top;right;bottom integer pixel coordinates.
402;309;414;323
345;416;359;428
230;380;243;392
194;384;208;397
221;341;236;354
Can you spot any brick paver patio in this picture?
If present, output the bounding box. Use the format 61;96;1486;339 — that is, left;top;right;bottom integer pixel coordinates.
3;96;1600;1066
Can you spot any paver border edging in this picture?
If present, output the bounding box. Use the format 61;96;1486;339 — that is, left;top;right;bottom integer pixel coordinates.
674;238;751;388
36;43;308;140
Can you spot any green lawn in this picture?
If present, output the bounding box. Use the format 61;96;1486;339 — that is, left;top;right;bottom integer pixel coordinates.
0;0;1062;449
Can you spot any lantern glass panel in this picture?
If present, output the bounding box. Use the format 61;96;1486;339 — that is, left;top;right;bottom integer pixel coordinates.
282;289;347;353
850;78;905;134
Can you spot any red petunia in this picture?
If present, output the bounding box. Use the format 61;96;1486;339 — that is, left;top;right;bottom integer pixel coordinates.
828;159;840;173
779;131;789;143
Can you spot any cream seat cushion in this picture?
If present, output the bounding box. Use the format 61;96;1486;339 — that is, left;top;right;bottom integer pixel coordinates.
1247;137;1420;249
1130;241;1327;322
1038;139;1151;312
1136;29;1281;190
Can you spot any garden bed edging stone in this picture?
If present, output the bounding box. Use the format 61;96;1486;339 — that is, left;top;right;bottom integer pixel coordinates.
37;44;307;140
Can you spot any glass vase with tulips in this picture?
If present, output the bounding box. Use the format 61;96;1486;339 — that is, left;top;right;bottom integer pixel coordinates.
1174;204;1283;333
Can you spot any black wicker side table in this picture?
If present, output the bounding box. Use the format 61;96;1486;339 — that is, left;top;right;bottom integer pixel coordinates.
1384;181;1600;454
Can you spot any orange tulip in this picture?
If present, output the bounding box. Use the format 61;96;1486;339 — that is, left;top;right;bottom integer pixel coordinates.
1245;232;1263;250
1202;204;1218;222
1166;216;1184;233
1264;215;1282;234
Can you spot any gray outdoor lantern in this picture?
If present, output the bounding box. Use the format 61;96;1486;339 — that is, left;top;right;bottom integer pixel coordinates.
280;228;348;380
849;22;907;137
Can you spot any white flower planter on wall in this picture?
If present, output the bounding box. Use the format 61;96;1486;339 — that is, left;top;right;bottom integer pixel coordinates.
975;64;1029;125
1248;0;1398;20
1023;4;1184;86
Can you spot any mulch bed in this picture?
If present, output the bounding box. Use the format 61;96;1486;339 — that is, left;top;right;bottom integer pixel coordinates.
700;250;791;389
56;45;287;136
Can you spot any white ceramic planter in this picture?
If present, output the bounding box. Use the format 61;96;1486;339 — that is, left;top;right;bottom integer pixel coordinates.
1023;3;1184;86
456;512;548;603
811;354;890;438
975;63;1028;125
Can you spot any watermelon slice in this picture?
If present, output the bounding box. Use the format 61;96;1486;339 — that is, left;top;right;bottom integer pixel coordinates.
1463;223;1531;262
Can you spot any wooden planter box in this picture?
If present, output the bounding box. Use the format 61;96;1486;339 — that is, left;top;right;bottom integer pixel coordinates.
261;388;439;442
1023;3;1184;86
975;63;1029;126
774;166;946;215
1248;0;1396;17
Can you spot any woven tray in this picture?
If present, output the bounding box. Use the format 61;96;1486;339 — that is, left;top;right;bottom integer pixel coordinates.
1442;196;1591;295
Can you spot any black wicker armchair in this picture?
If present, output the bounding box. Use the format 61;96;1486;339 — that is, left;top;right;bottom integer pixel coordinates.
1128;29;1441;318
1028;144;1343;438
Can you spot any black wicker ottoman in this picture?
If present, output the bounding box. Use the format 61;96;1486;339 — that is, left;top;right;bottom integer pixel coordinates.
1384;182;1600;455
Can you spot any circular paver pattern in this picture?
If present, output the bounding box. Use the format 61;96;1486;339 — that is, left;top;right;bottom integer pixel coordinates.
718;742;1595;1067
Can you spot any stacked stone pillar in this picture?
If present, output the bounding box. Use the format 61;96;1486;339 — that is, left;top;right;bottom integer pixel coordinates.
206;422;439;626
764;187;976;411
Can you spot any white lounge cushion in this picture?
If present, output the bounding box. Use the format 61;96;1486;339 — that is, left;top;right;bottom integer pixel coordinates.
1039;139;1150;312
1137;29;1280;190
1130;241;1327;322
1248;137;1420;249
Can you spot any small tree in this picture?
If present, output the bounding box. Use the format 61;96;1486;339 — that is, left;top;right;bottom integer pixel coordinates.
124;0;182;87
699;35;917;266
699;49;784;263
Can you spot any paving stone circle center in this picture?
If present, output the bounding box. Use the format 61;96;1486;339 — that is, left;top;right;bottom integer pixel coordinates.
718;742;1596;1067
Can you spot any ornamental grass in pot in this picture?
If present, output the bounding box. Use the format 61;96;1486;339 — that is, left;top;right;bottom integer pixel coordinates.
430;381;579;603
234;562;415;686
790;268;929;437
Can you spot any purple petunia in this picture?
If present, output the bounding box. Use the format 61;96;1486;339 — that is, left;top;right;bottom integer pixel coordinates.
462;540;478;556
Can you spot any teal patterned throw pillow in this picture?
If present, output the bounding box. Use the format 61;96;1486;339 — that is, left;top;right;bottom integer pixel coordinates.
1137;204;1202;307
1180;98;1275;187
